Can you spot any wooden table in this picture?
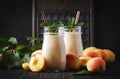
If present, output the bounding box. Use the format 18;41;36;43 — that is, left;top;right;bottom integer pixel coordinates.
0;63;119;79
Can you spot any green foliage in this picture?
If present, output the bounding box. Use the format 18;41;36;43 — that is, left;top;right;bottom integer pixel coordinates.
41;20;59;33
67;17;75;27
26;36;43;51
42;20;56;27
71;67;93;75
72;70;92;75
26;36;42;43
31;44;42;52
78;21;85;26
41;17;85;33
21;53;30;63
57;21;64;27
0;36;42;69
8;37;18;45
2;50;22;69
65;17;85;27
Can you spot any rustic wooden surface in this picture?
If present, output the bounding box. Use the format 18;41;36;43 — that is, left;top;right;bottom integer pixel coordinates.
0;63;119;79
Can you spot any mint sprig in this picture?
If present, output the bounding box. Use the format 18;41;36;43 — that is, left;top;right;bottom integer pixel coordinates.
67;17;75;27
66;17;85;27
41;21;61;33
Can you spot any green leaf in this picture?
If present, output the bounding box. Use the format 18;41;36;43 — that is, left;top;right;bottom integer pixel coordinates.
2;46;9;51
65;17;85;27
57;21;64;27
15;45;26;51
72;70;92;75
78;21;85;26
15;45;32;59
41;20;55;27
21;53;30;63
41;21;59;33
26;36;42;43
31;44;42;51
2;50;21;69
8;37;18;45
16;45;31;52
68;17;75;27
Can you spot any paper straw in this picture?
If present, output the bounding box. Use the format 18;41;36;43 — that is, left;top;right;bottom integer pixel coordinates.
41;10;47;23
75;10;80;24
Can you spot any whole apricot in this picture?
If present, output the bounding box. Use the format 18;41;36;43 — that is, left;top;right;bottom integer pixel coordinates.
103;49;115;63
66;53;81;70
87;57;106;73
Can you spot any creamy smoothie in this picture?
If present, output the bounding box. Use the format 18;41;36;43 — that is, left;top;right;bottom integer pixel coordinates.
42;33;66;71
64;32;83;57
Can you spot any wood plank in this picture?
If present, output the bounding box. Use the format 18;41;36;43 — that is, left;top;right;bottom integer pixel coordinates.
0;63;119;79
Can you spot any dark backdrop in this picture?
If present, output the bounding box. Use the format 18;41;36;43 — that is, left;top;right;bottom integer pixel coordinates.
0;0;32;44
94;0;120;62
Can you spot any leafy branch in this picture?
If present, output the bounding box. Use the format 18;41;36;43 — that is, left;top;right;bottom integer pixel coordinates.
41;20;65;33
0;36;42;69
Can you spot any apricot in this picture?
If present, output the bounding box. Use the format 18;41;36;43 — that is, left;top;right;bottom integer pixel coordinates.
29;54;45;72
79;56;92;66
83;47;97;56
94;49;106;61
87;57;106;73
22;62;30;70
103;49;115;63
83;50;101;58
66;53;81;70
31;50;42;57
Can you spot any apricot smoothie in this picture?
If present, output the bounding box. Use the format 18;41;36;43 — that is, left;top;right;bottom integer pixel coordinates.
64;27;83;57
42;33;66;71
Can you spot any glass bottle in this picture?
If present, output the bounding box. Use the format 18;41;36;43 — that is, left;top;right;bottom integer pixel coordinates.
42;27;66;71
64;26;83;57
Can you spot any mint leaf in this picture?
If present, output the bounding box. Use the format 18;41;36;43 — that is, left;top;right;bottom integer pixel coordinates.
68;17;75;27
21;53;30;63
78;21;85;26
26;36;41;43
66;17;85;27
31;44;42;51
57;21;64;27
16;45;31;53
72;70;92;75
8;37;18;45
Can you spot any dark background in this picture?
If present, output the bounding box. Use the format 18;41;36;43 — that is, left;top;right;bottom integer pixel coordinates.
94;0;120;62
0;0;120;62
0;0;32;44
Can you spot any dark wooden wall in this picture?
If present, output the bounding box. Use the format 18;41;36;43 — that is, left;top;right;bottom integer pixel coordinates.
0;0;32;44
94;0;120;62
